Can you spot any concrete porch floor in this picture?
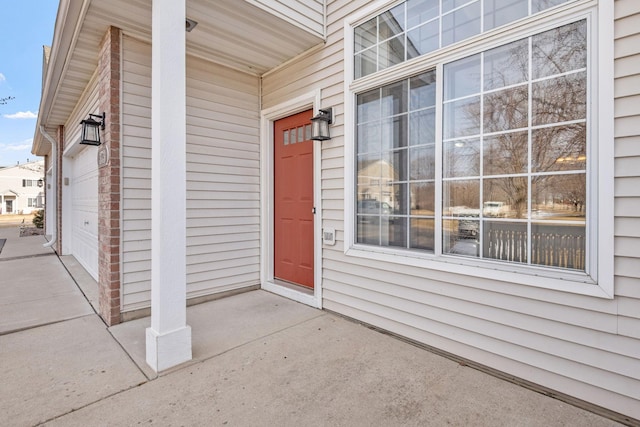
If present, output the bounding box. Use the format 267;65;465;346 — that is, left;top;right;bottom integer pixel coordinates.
0;225;627;426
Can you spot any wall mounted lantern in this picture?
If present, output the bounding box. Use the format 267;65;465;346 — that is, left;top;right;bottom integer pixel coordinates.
80;112;105;146
37;179;44;188
310;108;333;141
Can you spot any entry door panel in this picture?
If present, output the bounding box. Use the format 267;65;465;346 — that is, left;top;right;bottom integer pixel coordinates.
274;110;314;288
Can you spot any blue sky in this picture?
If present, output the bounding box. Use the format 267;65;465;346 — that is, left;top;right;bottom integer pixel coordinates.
0;1;58;167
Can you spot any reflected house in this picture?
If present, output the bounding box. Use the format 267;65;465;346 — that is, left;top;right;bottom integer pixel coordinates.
356;157;398;210
31;0;640;421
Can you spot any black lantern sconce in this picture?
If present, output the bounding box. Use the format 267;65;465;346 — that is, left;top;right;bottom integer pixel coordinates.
310;108;333;141
80;112;105;146
37;178;44;188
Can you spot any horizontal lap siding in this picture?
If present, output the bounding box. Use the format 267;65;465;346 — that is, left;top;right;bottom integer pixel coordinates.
614;1;640;348
261;0;640;418
121;36;260;312
245;0;324;38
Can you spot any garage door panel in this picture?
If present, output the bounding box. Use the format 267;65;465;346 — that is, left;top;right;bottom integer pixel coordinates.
70;147;99;281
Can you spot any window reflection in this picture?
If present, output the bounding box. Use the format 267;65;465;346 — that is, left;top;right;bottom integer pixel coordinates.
357;122;380;154
410;218;435;250
532;20;587;79
532;124;586;172
407;20;439;58
443;180;480;216
356;69;437;252
444;97;481;138
379;4;405;40
380;36;406;69
354;0;571;79
353;0;588;271
381;116;408;150
410;145;435;180
442;2;481;46
355;49;377;79
444;54;481;100
483;39;528;90
443;139;480;178
531;222;585;269
410;109;436;146
357;88;380;122
532;0;569;13
440;20;587;271
355;17;376;52
411;182;435;213
483;131;528;175
483;221;527;263
483;85;528;132
483;177;528;219
532;72;586;126
532;174;586;221
407;0;439;28
483;0;528;31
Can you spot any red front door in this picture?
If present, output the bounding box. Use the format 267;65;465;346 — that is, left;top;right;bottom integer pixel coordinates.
274;110;314;289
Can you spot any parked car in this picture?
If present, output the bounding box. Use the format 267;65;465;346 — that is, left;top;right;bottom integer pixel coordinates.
483;201;507;217
358;199;392;215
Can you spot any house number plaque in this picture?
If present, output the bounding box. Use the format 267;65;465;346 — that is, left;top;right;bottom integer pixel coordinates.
97;145;109;168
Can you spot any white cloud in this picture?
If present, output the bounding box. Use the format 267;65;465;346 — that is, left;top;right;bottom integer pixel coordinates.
3;110;38;119
0;139;33;152
0;73;5;82
6;143;32;151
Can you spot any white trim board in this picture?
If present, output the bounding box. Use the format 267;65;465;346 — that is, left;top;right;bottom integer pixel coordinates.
260;89;323;309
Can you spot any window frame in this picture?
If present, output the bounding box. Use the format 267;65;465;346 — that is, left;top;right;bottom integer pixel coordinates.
343;0;614;298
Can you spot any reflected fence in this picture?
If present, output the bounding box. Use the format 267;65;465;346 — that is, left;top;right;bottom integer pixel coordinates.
485;227;585;270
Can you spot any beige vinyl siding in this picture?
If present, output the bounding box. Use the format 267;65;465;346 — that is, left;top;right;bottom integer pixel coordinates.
121;36;261;312
262;0;640;418
614;0;640;345
63;72;100;151
244;0;324;39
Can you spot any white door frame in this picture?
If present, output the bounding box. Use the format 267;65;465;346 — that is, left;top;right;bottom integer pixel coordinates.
260;90;323;309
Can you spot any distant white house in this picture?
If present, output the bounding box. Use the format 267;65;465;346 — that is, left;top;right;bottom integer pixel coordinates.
0;160;45;215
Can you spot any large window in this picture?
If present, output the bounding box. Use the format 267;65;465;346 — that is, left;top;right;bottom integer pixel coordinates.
351;0;602;279
354;0;574;78
357;70;437;251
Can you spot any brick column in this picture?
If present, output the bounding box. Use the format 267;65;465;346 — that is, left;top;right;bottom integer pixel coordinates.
97;26;122;325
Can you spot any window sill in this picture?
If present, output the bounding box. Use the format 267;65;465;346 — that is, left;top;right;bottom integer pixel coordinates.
345;244;612;299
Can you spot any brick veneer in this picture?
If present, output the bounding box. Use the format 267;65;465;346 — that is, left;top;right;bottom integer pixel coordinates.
97;26;122;325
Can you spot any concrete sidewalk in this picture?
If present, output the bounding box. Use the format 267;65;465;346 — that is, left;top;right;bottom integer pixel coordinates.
0;226;624;426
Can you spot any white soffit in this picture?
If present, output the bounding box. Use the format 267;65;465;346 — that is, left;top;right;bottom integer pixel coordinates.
44;0;323;129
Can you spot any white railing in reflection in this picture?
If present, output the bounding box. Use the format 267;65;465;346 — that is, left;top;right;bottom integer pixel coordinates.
486;229;585;270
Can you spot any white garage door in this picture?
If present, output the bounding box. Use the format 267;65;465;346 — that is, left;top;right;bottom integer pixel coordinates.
70;147;99;280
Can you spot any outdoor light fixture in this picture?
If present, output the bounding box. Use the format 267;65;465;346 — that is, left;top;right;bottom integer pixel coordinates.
37;179;44;188
310;108;333;141
80;112;105;146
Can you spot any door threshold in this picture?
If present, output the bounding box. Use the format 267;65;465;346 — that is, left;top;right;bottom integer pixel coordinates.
262;280;320;308
275;279;314;295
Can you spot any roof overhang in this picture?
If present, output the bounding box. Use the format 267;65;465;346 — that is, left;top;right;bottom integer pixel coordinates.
33;0;325;155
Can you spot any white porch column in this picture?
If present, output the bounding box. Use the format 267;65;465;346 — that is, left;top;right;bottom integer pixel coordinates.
146;0;192;372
